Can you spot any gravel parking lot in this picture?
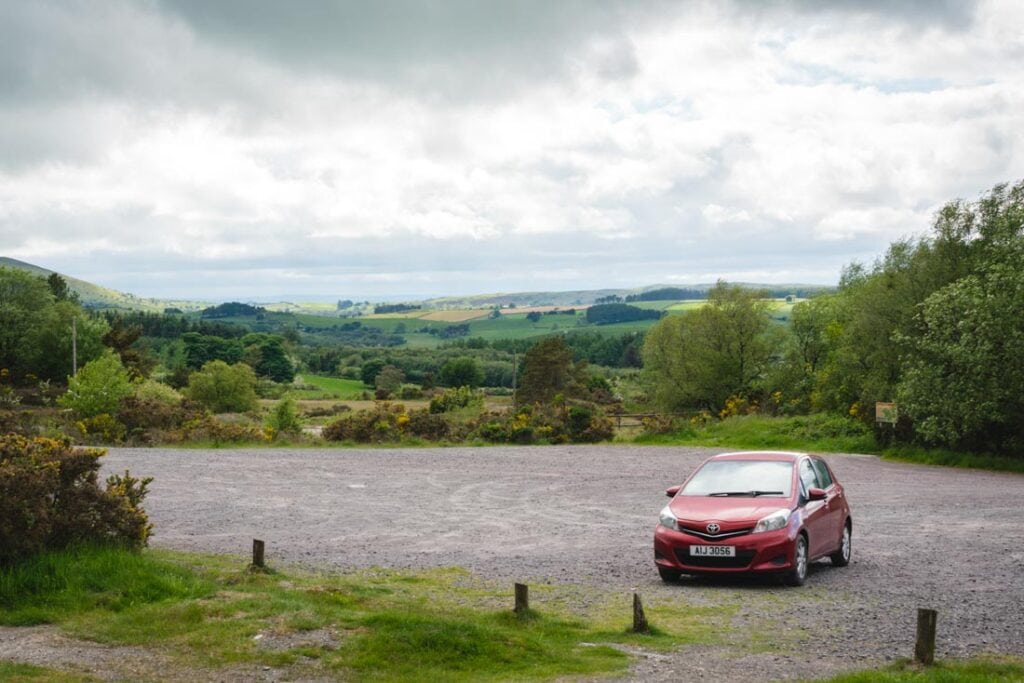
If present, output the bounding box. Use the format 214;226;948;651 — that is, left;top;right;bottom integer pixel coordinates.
96;445;1024;681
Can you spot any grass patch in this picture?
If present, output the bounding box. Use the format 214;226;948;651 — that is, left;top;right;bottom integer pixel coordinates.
634;414;876;454
292;374;368;400
880;446;1024;474
0;662;96;682
0;545;215;626
820;656;1024;682
0;547;728;680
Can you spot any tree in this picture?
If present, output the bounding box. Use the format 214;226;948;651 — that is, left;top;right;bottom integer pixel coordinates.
241;334;294;383
439;357;484;388
184;361;258;413
58;351;134;418
27;301;108;382
361;358;386;386
516;336;583;405
898;249;1024;452
0;269;54;381
374;364;405;394
642;282;776;411
46;273;77;302
526;311;542;323
102;317;150;379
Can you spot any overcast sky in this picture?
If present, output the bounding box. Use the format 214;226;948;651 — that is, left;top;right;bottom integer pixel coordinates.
1;1;1022;301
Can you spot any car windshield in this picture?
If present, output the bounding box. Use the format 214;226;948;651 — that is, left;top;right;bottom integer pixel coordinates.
680;460;793;497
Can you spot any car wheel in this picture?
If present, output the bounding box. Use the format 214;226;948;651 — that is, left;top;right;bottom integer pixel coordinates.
658;566;682;582
784;534;808;587
830;522;852;567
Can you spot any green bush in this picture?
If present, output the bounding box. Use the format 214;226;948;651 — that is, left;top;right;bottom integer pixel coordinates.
184;360;258;413
470;403;614;445
0;435;152;565
133;378;182;405
322;403;450;443
429;386;482;414
58;352;134;418
265;396;303;438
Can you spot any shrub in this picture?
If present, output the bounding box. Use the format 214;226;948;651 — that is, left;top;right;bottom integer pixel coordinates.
0;435;152;565
172;415;267;445
429;386;482;414
398;384;424;400
184;360;258;413
406;409;449;440
58;352;134;418
469;403;614;445
266;396;303;439
322;403;450;443
133;378;182;405
75;413;127;444
116;397;204;441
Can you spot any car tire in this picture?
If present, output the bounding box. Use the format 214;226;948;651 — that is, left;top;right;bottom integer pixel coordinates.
658;566;682;582
830;521;852;567
784;534;808;587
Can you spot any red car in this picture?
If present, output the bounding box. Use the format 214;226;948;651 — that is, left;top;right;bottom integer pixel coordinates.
654;451;852;586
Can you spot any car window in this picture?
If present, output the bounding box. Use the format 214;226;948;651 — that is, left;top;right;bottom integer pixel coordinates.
681;459;793;497
811;458;833;488
799;459;820;492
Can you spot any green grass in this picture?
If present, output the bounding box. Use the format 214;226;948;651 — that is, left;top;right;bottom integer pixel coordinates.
293;374;369;399
0;546;731;681
0;662;96;682
880;446;1024;474
0;545;215;626
634;414;877;454
632;414;1024;474
819;656;1024;682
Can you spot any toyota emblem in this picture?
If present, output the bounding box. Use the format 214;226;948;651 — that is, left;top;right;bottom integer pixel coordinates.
706;522;720;534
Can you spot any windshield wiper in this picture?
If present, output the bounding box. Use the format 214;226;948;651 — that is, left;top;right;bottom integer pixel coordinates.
707;490;784;497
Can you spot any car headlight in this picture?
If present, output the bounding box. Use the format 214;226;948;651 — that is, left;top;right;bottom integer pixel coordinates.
752;509;791;534
659;505;680;531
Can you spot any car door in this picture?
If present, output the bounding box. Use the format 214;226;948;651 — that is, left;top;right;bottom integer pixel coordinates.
798;458;831;559
811;456;844;552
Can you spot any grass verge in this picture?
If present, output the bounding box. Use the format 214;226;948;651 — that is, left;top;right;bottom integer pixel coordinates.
819;656;1024;681
0;546;726;681
879;446;1024;474
633;414;877;454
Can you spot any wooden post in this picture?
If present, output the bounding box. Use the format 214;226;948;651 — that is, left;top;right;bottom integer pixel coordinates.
915;608;937;665
252;539;265;568
514;583;529;614
632;592;649;633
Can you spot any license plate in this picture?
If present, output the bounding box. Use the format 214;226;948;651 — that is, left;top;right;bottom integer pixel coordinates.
689;545;735;557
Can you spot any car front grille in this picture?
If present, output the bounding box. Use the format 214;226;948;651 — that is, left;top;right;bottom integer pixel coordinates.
679;524;754;541
675;548;756;569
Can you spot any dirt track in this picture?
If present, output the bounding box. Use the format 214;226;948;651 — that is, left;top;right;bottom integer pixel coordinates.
71;446;1024;678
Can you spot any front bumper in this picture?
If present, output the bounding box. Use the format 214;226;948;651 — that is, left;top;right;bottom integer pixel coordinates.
654;524;797;574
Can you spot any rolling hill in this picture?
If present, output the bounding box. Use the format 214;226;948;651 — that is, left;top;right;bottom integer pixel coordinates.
0;257;207;312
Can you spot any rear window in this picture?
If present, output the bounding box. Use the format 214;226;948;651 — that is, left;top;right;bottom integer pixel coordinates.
681;460;793;497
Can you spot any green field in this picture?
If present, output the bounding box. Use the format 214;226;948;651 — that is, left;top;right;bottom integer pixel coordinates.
198;297;800;350
293;374;368;399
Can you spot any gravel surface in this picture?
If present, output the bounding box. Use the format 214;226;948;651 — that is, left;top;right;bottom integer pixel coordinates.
7;445;1024;681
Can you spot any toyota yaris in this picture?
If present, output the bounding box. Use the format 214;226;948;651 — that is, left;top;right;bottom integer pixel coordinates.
654;451;852;586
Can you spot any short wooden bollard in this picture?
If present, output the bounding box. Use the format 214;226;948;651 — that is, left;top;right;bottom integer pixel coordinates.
514;583;529;614
632;592;649;633
252;539;265;569
915;608;937;665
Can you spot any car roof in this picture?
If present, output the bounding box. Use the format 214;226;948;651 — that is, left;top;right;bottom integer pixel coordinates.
711;451;805;463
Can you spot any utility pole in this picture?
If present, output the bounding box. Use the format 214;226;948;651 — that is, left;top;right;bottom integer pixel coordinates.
71;317;78;376
511;350;517;410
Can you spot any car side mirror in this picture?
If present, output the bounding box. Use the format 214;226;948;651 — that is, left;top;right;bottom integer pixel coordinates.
666;485;680;498
807;487;827;501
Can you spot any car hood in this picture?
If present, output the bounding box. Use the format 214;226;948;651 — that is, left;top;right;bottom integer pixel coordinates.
669;496;793;524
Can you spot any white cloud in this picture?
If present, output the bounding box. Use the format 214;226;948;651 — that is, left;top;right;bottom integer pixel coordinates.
1;0;1022;298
